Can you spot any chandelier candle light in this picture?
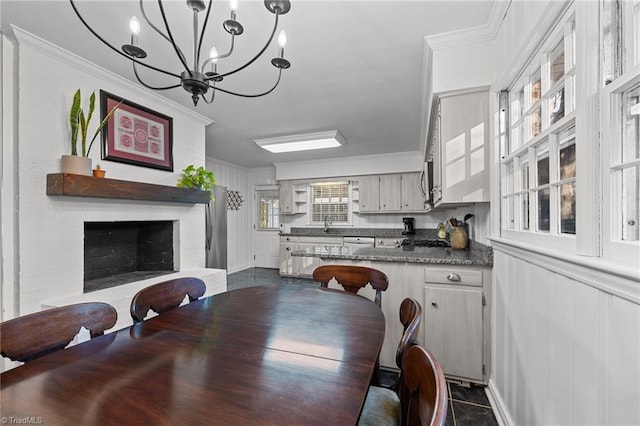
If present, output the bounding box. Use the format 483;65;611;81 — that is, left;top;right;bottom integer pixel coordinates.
69;0;291;106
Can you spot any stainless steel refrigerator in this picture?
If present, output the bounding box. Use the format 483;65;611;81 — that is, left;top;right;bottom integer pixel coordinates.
205;185;227;269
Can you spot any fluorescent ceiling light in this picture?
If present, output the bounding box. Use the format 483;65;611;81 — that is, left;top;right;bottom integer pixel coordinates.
255;131;346;153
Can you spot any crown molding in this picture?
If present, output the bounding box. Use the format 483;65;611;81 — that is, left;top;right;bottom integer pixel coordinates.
4;25;212;126
425;0;511;51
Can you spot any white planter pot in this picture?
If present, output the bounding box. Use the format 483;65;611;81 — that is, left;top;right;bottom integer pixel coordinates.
61;155;92;176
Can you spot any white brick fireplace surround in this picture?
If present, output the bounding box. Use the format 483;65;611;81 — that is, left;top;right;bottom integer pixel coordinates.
1;26;227;338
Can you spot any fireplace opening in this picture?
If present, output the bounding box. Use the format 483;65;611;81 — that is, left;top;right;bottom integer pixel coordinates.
84;221;175;293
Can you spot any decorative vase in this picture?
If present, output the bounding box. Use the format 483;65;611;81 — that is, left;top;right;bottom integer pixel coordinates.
450;226;468;250
61;155;92;176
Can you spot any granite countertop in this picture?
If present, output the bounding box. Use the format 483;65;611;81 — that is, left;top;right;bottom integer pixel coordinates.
280;227;438;239
291;242;493;267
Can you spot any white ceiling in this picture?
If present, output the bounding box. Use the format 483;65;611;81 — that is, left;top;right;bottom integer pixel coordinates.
1;0;495;168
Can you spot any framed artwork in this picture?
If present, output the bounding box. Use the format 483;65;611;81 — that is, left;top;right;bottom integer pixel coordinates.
100;90;173;171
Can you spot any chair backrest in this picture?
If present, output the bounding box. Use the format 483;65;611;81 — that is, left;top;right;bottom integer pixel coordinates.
130;277;206;323
312;264;389;307
396;298;423;369
0;302;117;363
400;345;448;426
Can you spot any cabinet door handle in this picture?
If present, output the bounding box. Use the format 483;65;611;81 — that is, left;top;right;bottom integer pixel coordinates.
446;273;461;282
286;247;291;251
431;301;438;307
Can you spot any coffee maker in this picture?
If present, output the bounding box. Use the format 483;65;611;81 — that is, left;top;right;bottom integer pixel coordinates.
402;217;415;235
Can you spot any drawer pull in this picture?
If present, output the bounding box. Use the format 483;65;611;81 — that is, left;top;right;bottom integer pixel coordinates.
286;247;291;251
446;273;461;282
431;301;438;307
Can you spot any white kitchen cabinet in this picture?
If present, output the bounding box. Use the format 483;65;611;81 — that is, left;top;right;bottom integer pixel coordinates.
379;174;401;211
429;89;490;208
423;265;490;384
358;173;427;213
400;172;427;211
279;181;307;214
278;236;299;275
358;175;380;212
279;236;342;277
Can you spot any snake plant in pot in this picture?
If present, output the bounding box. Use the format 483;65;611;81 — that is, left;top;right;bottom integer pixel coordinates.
61;89;120;175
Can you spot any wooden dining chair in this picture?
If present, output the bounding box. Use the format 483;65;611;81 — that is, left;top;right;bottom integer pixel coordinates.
130;277;206;323
358;345;448;426
388;298;423;392
0;302;117;363
312;264;389;307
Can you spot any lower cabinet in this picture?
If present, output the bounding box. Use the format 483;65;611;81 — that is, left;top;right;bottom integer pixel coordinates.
279;236;342;277
320;259;491;384
423;266;490;384
424;286;484;381
279;236;299;275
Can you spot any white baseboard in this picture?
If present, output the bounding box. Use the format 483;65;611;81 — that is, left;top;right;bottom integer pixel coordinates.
486;379;513;426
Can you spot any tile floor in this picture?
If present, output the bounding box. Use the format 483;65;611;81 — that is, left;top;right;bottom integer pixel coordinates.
227;267;498;426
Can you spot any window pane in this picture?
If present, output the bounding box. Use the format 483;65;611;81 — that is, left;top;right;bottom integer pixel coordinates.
550;40;565;84
602;0;621;85
560;143;576;179
538;188;551;231
311;183;349;223
522;192;530;230
623;83;640;162
622;166;640;241
532;74;541;105
538;156;550;185
532;107;541;138
550;87;565;125
521;160;530;190
560;182;576;234
257;190;280;230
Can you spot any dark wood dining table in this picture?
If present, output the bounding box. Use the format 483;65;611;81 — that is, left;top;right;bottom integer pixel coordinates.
1;284;385;425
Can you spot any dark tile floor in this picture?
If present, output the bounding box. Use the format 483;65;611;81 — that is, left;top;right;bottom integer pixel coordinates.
227;267;499;426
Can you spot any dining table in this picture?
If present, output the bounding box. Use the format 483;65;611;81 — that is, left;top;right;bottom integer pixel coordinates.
1;284;386;425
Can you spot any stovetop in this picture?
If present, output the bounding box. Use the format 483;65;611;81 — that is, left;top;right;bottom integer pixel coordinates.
401;238;450;248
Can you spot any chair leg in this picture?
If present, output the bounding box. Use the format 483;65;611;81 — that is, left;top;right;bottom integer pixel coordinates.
369;356;381;386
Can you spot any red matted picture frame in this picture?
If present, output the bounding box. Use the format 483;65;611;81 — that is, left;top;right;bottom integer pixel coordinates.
100;90;173;171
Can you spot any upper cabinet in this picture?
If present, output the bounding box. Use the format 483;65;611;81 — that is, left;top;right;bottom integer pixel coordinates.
358;172;427;213
429;89;490;208
279;181;307;214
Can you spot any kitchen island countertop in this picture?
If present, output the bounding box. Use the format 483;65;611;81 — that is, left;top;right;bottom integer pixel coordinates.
291;242;493;267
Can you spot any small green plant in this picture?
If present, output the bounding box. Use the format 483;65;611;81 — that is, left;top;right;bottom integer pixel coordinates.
69;89;121;157
177;165;216;200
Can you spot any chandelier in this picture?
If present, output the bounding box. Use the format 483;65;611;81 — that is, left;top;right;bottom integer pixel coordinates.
69;0;291;106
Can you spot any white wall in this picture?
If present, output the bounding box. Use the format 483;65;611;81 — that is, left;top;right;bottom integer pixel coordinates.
2;27;211;316
205;157;277;273
491;247;640;425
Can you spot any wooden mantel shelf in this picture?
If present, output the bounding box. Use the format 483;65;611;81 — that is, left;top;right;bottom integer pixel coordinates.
46;173;211;204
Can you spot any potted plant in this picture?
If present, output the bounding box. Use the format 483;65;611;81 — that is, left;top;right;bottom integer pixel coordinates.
61;89;121;176
92;164;106;178
177;165;216;200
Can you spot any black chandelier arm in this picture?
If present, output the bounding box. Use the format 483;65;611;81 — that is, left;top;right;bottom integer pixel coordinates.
158;0;191;74
210;11;280;80
139;0;188;66
69;0;181;79
201;36;236;72
132;63;181;91
196;0;214;69
200;85;217;104
208;69;282;98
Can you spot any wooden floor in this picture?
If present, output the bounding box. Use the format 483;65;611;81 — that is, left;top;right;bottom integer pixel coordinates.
228;268;499;426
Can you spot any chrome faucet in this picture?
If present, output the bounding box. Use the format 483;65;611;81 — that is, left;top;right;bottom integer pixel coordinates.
323;215;332;233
